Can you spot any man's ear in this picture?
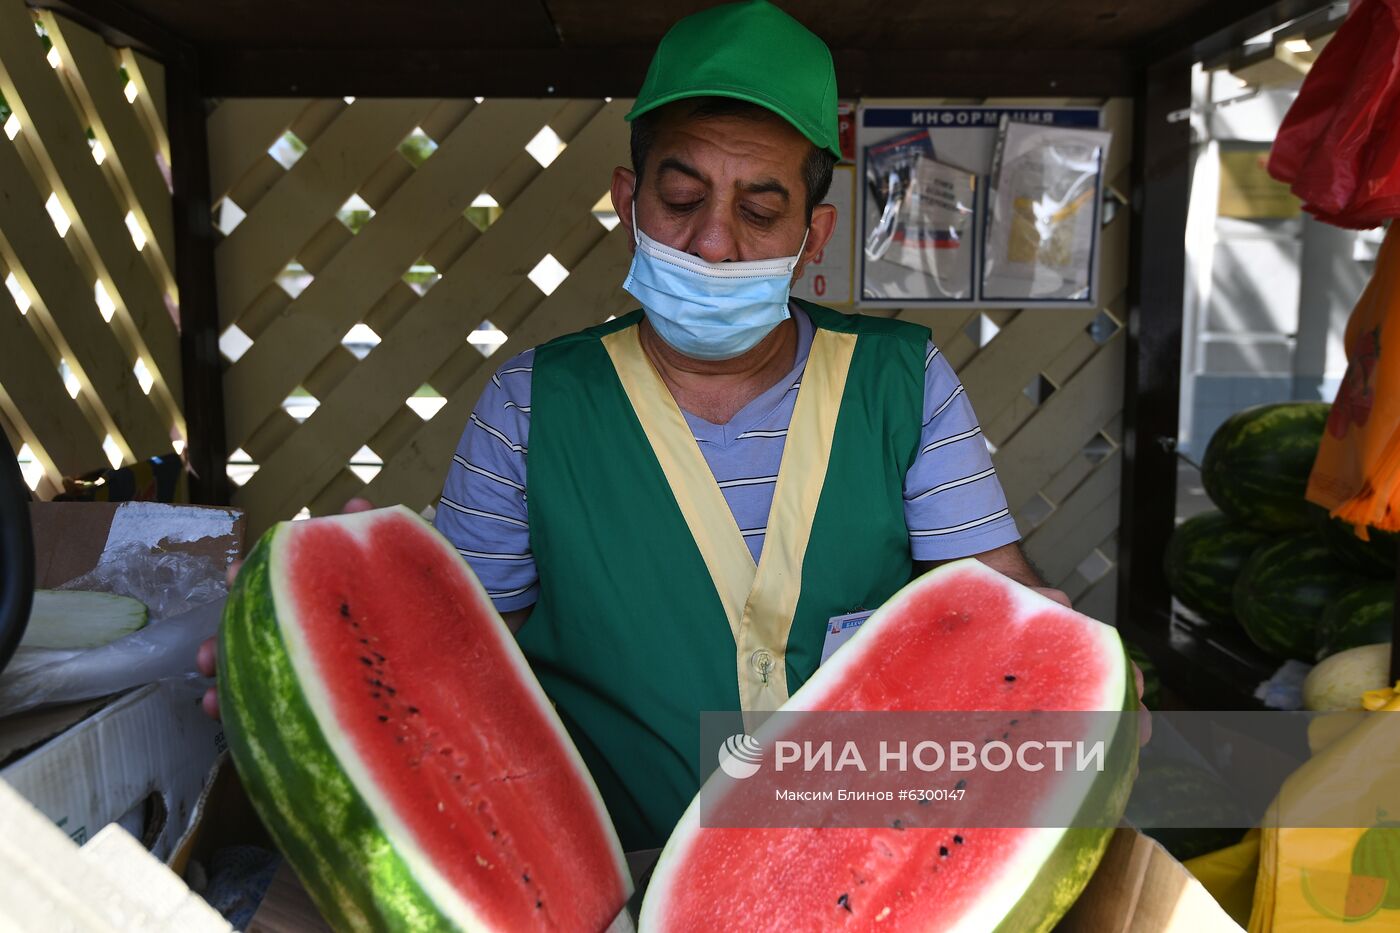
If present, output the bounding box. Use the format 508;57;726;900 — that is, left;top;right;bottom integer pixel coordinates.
611;167;637;255
792;202;838;282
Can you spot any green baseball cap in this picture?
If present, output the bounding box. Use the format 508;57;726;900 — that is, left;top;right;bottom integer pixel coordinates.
626;0;841;159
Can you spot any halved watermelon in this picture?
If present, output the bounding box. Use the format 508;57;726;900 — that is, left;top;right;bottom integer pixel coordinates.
218;507;630;931
639;560;1137;933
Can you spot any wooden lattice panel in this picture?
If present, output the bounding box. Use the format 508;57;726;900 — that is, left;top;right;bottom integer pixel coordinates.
884;97;1135;621
211;95;1131;620
211;97;635;534
0;0;179;498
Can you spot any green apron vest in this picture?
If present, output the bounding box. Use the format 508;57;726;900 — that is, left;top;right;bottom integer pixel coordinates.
519;301;927;849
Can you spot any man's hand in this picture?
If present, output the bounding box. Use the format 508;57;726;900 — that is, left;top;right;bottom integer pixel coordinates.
1131;660;1152;746
1030;586;1072;609
197;497;377;720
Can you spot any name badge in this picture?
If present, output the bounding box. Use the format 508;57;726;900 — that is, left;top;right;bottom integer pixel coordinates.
820;610;874;665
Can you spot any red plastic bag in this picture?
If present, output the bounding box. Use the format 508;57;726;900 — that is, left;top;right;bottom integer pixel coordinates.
1268;0;1400;229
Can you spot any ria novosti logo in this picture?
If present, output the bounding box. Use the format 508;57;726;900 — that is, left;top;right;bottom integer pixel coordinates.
717;733;763;780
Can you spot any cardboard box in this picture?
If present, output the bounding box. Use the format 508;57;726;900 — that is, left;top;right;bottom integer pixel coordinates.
0;776;231;931
0;501;242;863
1;680;227;862
246;828;1243;931
27;500;244;591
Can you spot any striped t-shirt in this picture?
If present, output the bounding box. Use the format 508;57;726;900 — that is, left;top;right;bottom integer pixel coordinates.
434;307;1020;611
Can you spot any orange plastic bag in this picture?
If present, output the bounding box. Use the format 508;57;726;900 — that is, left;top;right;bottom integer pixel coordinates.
1308;224;1400;533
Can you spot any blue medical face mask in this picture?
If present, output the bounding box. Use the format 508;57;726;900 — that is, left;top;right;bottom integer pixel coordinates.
622;203;809;361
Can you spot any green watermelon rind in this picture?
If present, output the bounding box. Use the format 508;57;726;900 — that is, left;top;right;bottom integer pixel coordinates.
1162;511;1270;626
1201;402;1330;532
1232;535;1363;662
1318;516;1400;580
219;527;453;932
1319;582;1397;662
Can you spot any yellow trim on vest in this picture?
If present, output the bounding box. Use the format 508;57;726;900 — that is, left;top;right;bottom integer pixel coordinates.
601;322;857;713
601;326;756;641
737;328;856;711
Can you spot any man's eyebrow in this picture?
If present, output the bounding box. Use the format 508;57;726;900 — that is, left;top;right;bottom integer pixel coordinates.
739;178;790;201
656;157;790;202
657;157;708;184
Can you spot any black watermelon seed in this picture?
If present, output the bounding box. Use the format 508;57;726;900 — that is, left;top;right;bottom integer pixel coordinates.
359;657;373;666
385;686;397;696
371;692;381;699
377;715;388;723
453;774;461;781
339;603;350;617
535;900;543;910
408;706;420;715
892;819;904;831
837;893;852;912
939;846;950;858
1010;719;1018;726
954;835;964;844
1002;732;1010;740
373;652;386;663
522;872;530;884
955;779;966;790
916;796;930;806
1004;674;1017;682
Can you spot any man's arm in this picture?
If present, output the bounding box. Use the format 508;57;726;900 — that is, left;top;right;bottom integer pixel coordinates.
914;541;1072;608
501;605;533;634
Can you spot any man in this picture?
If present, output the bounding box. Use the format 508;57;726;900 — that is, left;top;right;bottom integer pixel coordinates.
431;0;1071;851
199;0;1143;853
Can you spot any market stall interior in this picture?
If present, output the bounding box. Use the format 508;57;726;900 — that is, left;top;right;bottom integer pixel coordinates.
3;0;1384;705
1;0;1398;928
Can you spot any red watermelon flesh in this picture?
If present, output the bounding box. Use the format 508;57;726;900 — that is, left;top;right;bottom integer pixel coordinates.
220;507;630;931
640;560;1136;933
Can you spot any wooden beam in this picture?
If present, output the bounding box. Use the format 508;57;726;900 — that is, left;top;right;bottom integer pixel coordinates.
26;0;183;61
198;48;1135;99
167;53;229;505
1116;55;1190;631
1140;0;1325;63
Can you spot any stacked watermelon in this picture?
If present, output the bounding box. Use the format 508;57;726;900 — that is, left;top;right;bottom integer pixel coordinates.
1168;402;1394;663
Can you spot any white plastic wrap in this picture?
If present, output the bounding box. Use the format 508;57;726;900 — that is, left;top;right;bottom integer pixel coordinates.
862;128;977;301
0;545;226;716
982;120;1111;301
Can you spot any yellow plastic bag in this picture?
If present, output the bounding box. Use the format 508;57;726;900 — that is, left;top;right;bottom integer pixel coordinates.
1184;830;1261;928
1248;692;1400;930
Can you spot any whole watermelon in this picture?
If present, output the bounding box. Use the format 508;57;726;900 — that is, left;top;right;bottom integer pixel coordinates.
1233;534;1363;661
1317;515;1400;579
1318;581;1396;661
1163;511;1270;625
1201;402;1330;531
1126;761;1249;861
